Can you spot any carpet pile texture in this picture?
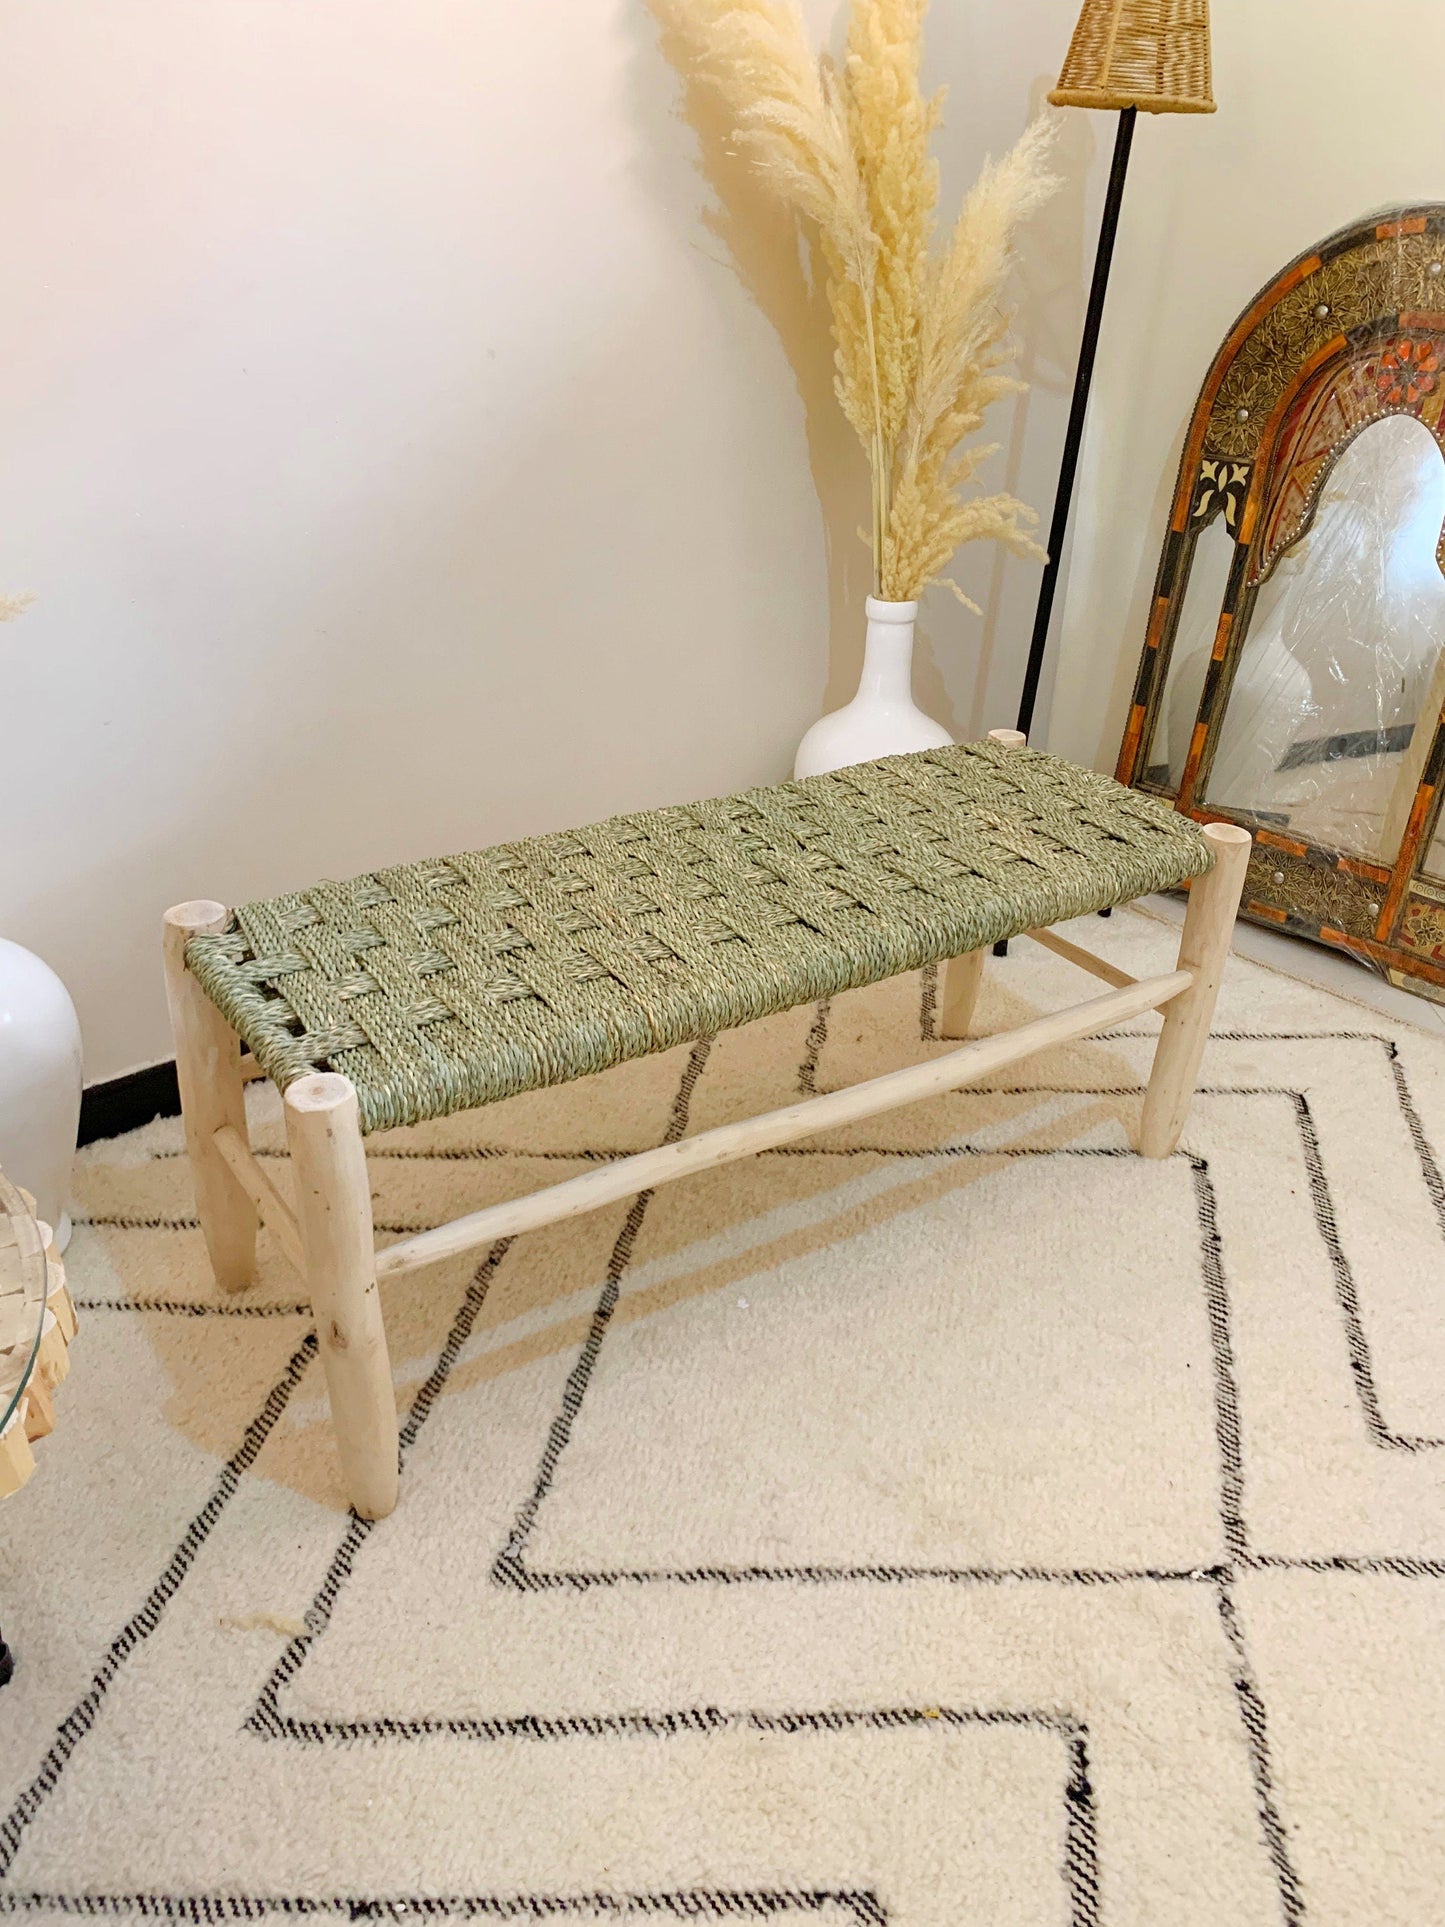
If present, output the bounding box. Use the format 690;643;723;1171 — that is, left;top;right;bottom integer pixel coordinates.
1;907;1443;1925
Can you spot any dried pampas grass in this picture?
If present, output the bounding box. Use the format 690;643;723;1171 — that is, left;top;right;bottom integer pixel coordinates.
665;0;1057;605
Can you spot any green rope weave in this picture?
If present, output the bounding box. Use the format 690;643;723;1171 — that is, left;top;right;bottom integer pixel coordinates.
185;741;1212;1135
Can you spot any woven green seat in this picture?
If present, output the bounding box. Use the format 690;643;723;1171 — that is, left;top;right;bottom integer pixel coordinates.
184;741;1212;1135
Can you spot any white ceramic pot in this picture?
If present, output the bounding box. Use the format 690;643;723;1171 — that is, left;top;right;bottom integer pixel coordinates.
793;596;952;779
0;940;82;1250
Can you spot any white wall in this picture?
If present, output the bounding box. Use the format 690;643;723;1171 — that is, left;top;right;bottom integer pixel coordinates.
1047;0;1445;775
0;0;1095;1082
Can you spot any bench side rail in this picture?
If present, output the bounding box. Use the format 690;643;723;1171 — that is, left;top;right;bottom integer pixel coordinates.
360;966;1192;1282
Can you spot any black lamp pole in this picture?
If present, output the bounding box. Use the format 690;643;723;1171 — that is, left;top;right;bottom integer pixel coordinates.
1015;105;1137;738
991;106;1136;958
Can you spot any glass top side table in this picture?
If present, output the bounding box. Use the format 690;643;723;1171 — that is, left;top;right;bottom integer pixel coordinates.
1;1168;78;1686
1;1171;51;1441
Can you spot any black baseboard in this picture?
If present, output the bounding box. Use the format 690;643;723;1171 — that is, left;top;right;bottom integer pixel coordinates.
79;1060;181;1146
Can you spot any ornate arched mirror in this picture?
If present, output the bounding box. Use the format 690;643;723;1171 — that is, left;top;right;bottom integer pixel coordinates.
1118;206;1445;1003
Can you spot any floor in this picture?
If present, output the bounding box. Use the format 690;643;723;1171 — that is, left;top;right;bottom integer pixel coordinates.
1;908;1443;1924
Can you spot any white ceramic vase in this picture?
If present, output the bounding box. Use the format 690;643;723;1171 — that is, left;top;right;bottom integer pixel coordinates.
0;939;83;1250
793;596;952;779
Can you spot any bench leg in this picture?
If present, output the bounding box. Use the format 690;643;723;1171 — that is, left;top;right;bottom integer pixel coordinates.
1138;822;1252;1158
939;950;986;1040
163;901;257;1292
284;1073;399;1520
984;727;1027;960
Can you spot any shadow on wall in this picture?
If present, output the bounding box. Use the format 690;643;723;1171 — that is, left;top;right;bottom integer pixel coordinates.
636;0;871;723
1101;401;1198;773
634;6;1097;741
962;79;1095;741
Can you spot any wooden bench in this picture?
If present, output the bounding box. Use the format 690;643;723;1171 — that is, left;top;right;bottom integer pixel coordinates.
166;735;1249;1518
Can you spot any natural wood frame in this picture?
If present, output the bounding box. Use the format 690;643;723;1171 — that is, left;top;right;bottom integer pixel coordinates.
1;1179;79;1503
1116;205;1445;1003
164;755;1249;1519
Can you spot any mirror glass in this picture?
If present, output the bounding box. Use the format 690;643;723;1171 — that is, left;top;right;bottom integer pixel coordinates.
1203;415;1445;860
1143;514;1235;790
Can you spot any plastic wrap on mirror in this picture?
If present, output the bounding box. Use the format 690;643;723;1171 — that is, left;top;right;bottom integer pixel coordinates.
1202;415;1445;874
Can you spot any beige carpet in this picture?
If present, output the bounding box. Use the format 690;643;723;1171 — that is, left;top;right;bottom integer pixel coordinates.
2;906;1444;1926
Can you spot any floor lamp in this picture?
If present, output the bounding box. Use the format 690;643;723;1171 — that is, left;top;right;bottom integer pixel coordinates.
1014;0;1217;740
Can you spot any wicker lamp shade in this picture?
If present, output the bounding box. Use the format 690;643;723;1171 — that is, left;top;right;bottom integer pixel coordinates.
1049;0;1215;114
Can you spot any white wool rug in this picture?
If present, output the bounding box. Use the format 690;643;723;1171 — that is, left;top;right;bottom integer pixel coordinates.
2;906;1444;1926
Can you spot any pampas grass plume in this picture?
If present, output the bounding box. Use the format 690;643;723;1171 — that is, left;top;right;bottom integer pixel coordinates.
666;0;1057;604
